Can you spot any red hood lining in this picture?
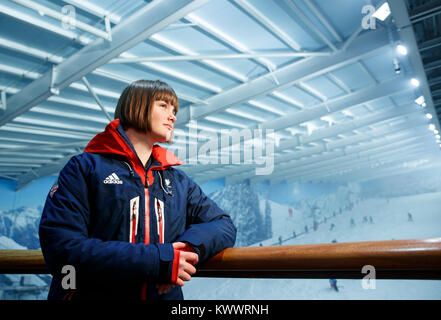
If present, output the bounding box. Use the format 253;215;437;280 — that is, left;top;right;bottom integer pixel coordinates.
84;119;184;186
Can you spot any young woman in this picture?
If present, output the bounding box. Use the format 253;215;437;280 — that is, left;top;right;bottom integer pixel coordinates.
39;80;237;300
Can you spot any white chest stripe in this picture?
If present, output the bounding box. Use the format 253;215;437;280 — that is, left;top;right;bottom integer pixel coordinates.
129;196;140;243
154;198;165;243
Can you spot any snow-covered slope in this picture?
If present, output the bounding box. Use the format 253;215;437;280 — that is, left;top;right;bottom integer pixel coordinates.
183;191;441;300
0;235;27;250
0;236;50;300
0;206;41;249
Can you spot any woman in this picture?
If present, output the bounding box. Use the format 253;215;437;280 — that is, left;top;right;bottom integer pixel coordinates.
39;80;237;300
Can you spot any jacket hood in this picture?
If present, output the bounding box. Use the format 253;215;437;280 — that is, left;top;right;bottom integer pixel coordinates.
84;119;183;185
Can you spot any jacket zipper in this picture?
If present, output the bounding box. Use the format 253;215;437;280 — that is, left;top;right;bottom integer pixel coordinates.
144;187;150;245
141;170;166;299
141;175;150;300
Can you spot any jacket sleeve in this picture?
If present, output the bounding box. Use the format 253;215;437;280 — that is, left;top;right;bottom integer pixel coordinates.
39;155;174;285
175;174;237;264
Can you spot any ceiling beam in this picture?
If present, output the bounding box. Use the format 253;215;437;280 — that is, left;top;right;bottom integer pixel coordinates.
184;103;421;177
11;0;111;40
268;134;433;184
185;77;415;180
389;0;441;133
175;27;392;125
0;0;210;127
109;51;332;63
231;121;428;183
193;118;429;185
296;154;440;184
16;154;79;191
12;41;408;186
231;0;302;51
281;0;338;52
305;152;441;184
408;0;441;23
280;142;436;185
238;128;432;185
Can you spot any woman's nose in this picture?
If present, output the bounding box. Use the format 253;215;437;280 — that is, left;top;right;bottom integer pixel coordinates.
169;111;176;122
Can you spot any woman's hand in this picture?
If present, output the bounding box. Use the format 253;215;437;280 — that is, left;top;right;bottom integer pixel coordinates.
172;242;198;287
156;242;199;294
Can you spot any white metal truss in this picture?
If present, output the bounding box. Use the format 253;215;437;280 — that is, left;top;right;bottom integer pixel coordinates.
0;0;439;191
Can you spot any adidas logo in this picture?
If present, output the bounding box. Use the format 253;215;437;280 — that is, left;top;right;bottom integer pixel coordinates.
103;173;123;184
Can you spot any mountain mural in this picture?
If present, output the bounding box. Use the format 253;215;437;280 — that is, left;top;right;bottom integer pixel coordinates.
0;206;42;250
209;180;272;246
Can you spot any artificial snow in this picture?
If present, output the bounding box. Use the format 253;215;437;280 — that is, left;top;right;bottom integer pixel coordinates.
183;191;441;299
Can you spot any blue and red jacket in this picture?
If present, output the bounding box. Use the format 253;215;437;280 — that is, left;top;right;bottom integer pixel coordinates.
39;119;237;300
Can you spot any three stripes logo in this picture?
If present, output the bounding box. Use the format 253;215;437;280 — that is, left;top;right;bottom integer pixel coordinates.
103;173;123;184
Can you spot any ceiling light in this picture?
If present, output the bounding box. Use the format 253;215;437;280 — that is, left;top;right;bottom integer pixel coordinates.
414;95;425;105
435;130;439;134
429;124;435;131
373;2;391;21
396;44;407;56
426;113;433;119
436;135;441;140
422;102;427;107
410;78;420;87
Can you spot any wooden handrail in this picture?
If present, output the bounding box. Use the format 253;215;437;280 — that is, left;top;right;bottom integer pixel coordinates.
1;238;441;279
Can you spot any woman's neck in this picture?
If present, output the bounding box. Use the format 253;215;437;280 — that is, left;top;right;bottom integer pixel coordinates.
125;128;153;167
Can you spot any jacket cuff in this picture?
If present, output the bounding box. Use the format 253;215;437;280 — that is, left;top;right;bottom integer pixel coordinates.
175;236;206;264
157;243;174;283
171;249;180;285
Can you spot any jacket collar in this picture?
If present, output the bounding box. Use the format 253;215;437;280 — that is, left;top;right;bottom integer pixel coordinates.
84;119;183;185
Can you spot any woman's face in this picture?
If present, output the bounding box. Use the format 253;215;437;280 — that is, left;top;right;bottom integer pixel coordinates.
149;100;177;143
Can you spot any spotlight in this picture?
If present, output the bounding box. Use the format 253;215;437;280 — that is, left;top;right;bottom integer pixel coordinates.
373;2;391;21
429;124;435;131
426;113;433;119
435;130;439;134
415;96;425;105
396;44;408;56
411;78;420;87
437;135;441;140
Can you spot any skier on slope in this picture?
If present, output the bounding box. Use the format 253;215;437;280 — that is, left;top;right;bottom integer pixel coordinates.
329;240;339;292
329;279;339;292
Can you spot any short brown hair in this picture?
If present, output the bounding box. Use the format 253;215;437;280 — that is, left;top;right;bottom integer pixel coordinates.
114;80;179;143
